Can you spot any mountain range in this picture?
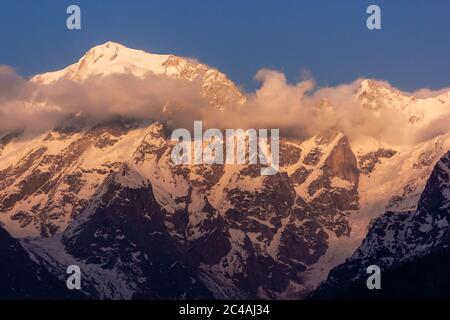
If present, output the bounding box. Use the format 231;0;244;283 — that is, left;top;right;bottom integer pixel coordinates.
1;42;450;299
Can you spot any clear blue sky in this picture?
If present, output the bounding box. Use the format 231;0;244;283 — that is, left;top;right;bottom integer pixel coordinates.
1;0;449;91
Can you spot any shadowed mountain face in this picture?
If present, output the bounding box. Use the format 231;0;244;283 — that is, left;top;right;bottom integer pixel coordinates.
311;151;450;299
0;226;85;300
61;167;215;299
310;248;450;300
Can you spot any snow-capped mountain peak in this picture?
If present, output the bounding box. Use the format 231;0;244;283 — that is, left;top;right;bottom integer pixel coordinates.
33;41;175;83
357;79;414;111
357;79;450;126
32;41;246;107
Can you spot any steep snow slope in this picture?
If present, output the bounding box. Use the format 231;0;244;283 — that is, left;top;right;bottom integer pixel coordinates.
303;133;450;290
358;79;450;126
311;151;450;298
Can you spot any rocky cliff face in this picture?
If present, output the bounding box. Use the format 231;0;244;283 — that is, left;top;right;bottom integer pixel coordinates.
311;151;450;299
0;116;365;298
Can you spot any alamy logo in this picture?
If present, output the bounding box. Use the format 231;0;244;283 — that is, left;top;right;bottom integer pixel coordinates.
171;121;279;176
366;265;381;290
66;265;81;290
366;5;381;30
66;5;81;30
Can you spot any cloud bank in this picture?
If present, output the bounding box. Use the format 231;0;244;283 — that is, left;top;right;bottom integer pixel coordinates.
0;65;449;145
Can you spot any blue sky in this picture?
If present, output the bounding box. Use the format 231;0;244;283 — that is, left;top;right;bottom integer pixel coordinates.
1;0;449;91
